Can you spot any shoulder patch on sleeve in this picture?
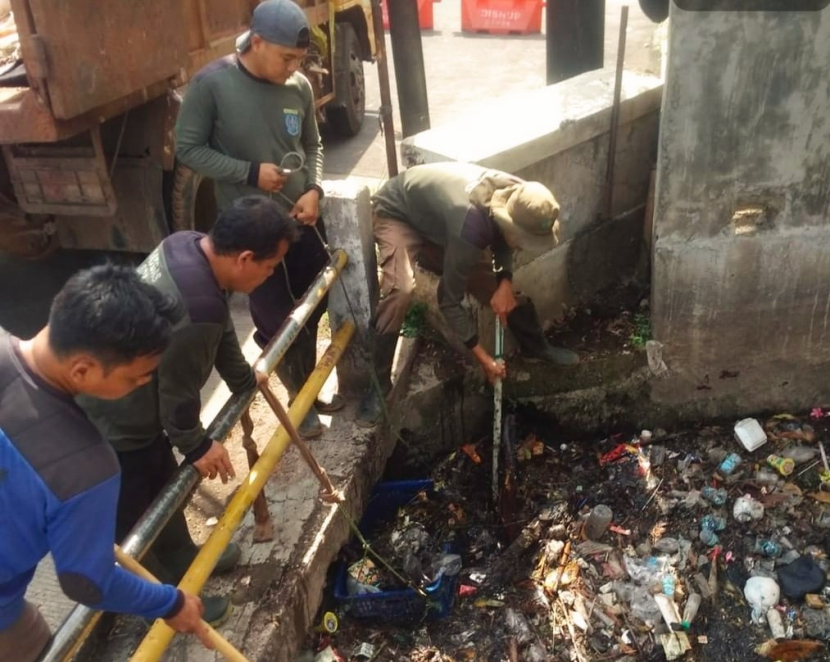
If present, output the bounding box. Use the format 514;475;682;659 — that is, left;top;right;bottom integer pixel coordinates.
58;571;103;606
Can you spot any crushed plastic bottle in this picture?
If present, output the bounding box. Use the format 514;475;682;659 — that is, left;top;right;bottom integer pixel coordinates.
717;453;743;476
782;445;818;465
701;486;728;506
430;554;462;581
682;593;702;630
701;515;727;532
734;494;765;522
662;574;676;597
504;608;533;646
754;539;783;558
699;529;719;547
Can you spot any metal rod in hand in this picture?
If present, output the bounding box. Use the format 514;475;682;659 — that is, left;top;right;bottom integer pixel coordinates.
602;4;629;221
113;545;250;662
257;383;342;501
492;319;505;504
240;410;274;541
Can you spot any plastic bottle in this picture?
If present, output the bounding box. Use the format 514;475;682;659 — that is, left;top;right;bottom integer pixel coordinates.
767;608;786;639
682;593;702;630
783;445;818;465
701;486;727;506
662;574;676;597
754;469;781;486
767;454;795;476
718;453;743;476
431;554;462;580
504;608;533;646
699;529;719;547
585;505;613;540
701;515;727;532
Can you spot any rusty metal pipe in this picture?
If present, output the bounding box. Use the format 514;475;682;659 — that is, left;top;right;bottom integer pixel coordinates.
258;383;342;501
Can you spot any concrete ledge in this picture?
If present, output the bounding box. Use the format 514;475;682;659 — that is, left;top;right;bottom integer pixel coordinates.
401;68;663;175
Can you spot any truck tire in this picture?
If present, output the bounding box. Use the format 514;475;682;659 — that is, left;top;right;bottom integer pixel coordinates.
639;0;669;23
326;23;365;137
171;162;217;233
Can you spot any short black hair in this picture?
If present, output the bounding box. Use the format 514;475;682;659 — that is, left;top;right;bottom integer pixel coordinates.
49;264;178;367
210;195;300;260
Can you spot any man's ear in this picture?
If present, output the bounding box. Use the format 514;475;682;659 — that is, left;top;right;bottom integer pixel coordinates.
237;249;256;266
67;354;100;386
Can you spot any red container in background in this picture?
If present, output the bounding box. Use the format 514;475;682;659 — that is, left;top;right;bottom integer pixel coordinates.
381;0;437;30
461;0;543;35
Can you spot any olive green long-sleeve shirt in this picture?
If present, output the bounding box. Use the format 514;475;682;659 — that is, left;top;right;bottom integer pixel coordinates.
78;232;256;460
371;163;514;348
175;55;323;212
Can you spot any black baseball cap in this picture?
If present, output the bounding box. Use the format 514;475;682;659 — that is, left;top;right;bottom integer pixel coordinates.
237;0;310;52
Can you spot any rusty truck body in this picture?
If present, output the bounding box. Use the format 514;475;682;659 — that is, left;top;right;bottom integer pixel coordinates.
0;0;375;257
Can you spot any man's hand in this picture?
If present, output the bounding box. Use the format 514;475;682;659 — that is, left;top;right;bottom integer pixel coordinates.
257;164;289;193
472;344;506;384
490;279;517;325
290;189;320;226
165;592;214;650
254;370;269;388
193;441;236;484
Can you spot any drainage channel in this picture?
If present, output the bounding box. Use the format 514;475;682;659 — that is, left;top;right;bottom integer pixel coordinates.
296;319;830;661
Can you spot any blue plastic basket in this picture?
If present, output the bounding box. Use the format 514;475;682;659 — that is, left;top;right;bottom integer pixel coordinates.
333;480;459;623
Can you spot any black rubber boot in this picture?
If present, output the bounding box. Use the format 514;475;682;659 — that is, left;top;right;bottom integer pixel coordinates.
276;334;324;439
203;595;232;627
355;333;400;429
507;303;579;366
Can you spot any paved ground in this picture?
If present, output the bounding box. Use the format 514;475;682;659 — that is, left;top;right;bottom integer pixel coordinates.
1;0;664;654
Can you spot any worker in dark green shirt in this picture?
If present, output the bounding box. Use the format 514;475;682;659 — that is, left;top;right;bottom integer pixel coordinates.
175;0;341;439
357;163;579;427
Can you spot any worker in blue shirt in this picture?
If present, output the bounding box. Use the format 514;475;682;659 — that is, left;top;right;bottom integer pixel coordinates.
0;265;213;662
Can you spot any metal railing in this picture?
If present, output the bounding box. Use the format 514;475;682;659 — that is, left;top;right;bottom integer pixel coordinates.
43;249;348;662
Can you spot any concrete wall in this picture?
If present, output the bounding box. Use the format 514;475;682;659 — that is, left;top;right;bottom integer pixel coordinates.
401;68;662;353
652;7;830;415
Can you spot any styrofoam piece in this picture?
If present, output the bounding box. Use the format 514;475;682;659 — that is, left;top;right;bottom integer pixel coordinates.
735;418;768;452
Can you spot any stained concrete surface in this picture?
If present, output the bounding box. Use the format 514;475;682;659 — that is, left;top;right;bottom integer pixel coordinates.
651;6;830;417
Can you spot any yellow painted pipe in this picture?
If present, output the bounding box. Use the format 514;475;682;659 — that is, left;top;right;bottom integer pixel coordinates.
130;321;355;662
114;546;250;662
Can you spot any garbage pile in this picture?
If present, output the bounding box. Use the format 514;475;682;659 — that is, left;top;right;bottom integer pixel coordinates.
306;411;830;661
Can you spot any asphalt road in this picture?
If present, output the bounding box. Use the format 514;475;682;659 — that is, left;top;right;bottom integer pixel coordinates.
0;0;661;337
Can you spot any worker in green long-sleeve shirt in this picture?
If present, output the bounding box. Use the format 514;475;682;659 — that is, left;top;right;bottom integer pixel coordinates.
175;0;342;439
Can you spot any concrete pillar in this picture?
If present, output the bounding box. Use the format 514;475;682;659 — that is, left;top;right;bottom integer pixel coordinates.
322;179;378;394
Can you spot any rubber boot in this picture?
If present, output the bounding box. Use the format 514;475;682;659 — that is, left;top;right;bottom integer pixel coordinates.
355;333;400;428
507;303;579;366
155;510;242;580
276;334;323;439
202;595;232;627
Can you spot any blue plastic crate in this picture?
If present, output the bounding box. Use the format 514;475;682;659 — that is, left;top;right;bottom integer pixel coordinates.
333;480;460;623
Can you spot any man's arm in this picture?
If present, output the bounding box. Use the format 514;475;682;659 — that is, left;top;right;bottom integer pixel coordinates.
439;239;506;384
175;77;254;185
300;75;324;194
156;325;213;462
48;473;181;619
491;229;514;282
215;316;257;395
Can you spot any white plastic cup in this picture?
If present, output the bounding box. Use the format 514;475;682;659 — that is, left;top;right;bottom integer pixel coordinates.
734;418;768;452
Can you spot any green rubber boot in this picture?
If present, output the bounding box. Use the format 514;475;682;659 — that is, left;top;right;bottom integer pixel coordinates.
507;302;579;366
355;333;399;429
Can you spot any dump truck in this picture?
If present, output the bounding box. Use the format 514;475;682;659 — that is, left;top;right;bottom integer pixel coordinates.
0;0;375;258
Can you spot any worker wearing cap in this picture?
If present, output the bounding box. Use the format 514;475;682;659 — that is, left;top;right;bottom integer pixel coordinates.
356;162;579;428
175;0;341;439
